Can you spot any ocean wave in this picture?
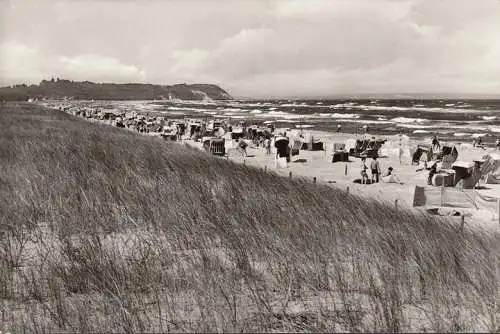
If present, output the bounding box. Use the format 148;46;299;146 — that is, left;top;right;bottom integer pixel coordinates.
341;104;483;114
296;124;314;128
391;117;428;124
214;115;246;119
328;102;358;109
397;123;489;131
471;133;488;138
454;133;469;137
318;113;360;119
482;116;496;121
275;119;296;123
413;130;430;134
337;119;393;124
280;103;306;107
167;106;206;112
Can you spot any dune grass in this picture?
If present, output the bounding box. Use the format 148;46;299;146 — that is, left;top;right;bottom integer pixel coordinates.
1;102;500;332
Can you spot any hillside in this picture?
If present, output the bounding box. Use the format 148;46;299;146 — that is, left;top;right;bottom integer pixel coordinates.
0;79;232;101
1;102;500;332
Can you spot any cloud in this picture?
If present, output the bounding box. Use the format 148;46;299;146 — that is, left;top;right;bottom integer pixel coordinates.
274;0;414;22
170;49;210;74
0;41;146;85
59;54;146;83
0;41;45;84
1;0;500;96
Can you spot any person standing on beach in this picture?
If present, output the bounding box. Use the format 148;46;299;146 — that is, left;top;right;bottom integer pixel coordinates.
428;162;437;185
496;138;500;150
337;124;342;132
264;138;271;155
370;157;381;183
431;135;440;151
360;157;369;184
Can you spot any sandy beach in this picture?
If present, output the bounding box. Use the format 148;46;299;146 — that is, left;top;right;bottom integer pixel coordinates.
184;129;500;232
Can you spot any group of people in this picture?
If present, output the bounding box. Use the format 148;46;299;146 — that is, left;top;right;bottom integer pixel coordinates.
359;156;393;184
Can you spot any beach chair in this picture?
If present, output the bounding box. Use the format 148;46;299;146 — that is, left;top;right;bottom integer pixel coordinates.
203;138;226;156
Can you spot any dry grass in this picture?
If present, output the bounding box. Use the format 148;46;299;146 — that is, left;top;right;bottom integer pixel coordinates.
1;102;500;333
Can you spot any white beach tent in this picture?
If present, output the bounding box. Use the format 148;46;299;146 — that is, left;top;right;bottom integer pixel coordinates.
379;135;412;163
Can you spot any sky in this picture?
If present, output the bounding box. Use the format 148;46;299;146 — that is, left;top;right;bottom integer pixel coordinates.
1;0;500;98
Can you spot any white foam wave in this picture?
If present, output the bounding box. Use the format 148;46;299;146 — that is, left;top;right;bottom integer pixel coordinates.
296;124;314;128
472;133;488;138
391;117;427;124
337;119;392;124
454;133;468;137
167;106;206;112
275;119;296;123
250;109;263;114
339;104;481;114
482;116;496;121
413;130;430;134
397;123;489;131
318;113;360;119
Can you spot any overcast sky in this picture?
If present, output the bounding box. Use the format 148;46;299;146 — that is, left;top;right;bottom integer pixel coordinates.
1;0;500;97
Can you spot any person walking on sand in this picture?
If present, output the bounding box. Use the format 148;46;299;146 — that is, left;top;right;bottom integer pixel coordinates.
360;157;369;184
370;156;381;183
264;138;271;155
337;124;342;133
496;138;500;151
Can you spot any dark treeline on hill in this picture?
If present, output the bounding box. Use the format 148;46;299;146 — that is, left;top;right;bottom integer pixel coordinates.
0;78;232;101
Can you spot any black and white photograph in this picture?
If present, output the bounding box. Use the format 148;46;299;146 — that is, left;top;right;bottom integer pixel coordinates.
1;0;500;332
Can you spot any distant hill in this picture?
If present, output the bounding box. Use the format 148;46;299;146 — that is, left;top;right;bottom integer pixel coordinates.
0;79;232;101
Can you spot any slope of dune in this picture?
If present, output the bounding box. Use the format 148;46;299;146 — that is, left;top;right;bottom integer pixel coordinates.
1;102;499;333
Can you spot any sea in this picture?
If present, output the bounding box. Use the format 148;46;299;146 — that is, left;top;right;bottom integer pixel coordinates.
67;98;500;143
